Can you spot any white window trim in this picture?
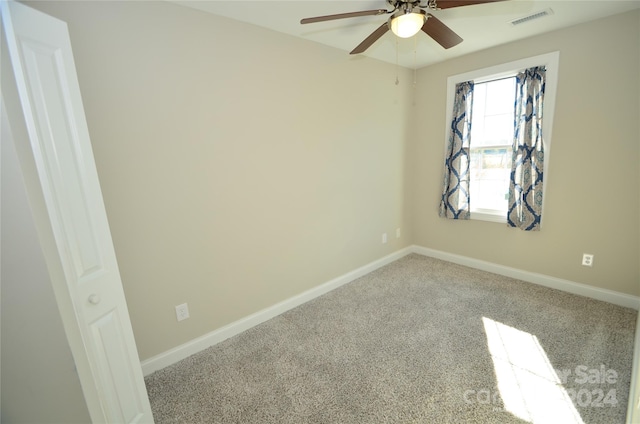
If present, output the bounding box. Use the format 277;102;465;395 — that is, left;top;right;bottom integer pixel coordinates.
471;210;509;223
444;51;560;225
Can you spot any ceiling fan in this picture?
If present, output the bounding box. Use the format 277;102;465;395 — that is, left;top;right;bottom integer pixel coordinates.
300;0;506;54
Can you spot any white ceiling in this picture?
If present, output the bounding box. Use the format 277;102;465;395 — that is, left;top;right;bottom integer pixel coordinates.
171;0;640;69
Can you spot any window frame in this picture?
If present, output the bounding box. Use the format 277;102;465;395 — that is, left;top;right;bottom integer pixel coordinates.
443;52;560;225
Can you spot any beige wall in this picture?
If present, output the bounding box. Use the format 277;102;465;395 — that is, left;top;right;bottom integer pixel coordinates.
26;0;414;360
410;10;640;296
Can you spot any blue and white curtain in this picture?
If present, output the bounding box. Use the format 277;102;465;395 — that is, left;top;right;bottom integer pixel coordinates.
439;81;474;220
507;66;546;231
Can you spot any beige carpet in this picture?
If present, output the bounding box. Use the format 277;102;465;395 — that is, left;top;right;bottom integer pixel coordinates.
145;254;637;423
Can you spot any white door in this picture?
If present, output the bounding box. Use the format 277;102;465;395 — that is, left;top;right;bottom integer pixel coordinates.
1;2;154;422
628;316;640;424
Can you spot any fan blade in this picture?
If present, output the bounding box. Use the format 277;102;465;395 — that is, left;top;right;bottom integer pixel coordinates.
350;22;390;54
422;14;463;49
435;0;507;9
301;9;388;24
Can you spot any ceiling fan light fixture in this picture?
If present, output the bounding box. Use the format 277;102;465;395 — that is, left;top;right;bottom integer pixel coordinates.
390;10;426;38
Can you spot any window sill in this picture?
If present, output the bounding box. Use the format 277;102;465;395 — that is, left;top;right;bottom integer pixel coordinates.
471;210;507;224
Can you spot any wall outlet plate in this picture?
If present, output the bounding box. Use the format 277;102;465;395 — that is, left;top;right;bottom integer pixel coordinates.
581;254;594;267
175;303;190;321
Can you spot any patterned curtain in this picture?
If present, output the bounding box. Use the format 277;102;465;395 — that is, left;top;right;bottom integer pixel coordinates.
507;66;546;231
439;81;474;220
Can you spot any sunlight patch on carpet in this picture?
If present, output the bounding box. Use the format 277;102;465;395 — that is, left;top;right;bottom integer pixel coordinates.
482;317;584;423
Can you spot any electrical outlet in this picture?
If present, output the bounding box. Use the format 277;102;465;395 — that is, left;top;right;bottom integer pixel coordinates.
382;233;388;244
175;303;190;321
581;254;594;267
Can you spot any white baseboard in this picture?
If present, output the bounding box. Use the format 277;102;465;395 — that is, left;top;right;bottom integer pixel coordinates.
142;244;639;376
140;246;414;376
412;245;640;310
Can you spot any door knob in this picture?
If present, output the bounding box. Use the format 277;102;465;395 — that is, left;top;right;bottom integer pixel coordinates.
88;294;101;305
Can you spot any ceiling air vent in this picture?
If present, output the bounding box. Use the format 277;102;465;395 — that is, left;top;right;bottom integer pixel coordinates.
510;8;554;26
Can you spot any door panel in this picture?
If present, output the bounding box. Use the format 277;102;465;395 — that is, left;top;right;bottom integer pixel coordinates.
91;310;146;423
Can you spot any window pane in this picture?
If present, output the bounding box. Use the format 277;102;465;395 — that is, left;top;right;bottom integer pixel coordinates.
483;114;513;145
471;78;515;148
470;148;511;212
474;83;487;115
471;179;509;211
469;77;515;216
485;78;516;115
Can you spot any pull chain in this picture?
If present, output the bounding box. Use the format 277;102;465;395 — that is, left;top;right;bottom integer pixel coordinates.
413;35;417;87
395;37;399;85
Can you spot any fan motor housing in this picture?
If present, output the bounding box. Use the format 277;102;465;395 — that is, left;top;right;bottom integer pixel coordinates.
387;0;433;10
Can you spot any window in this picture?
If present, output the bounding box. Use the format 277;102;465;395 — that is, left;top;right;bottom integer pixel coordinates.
470;77;516;220
442;52;559;224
